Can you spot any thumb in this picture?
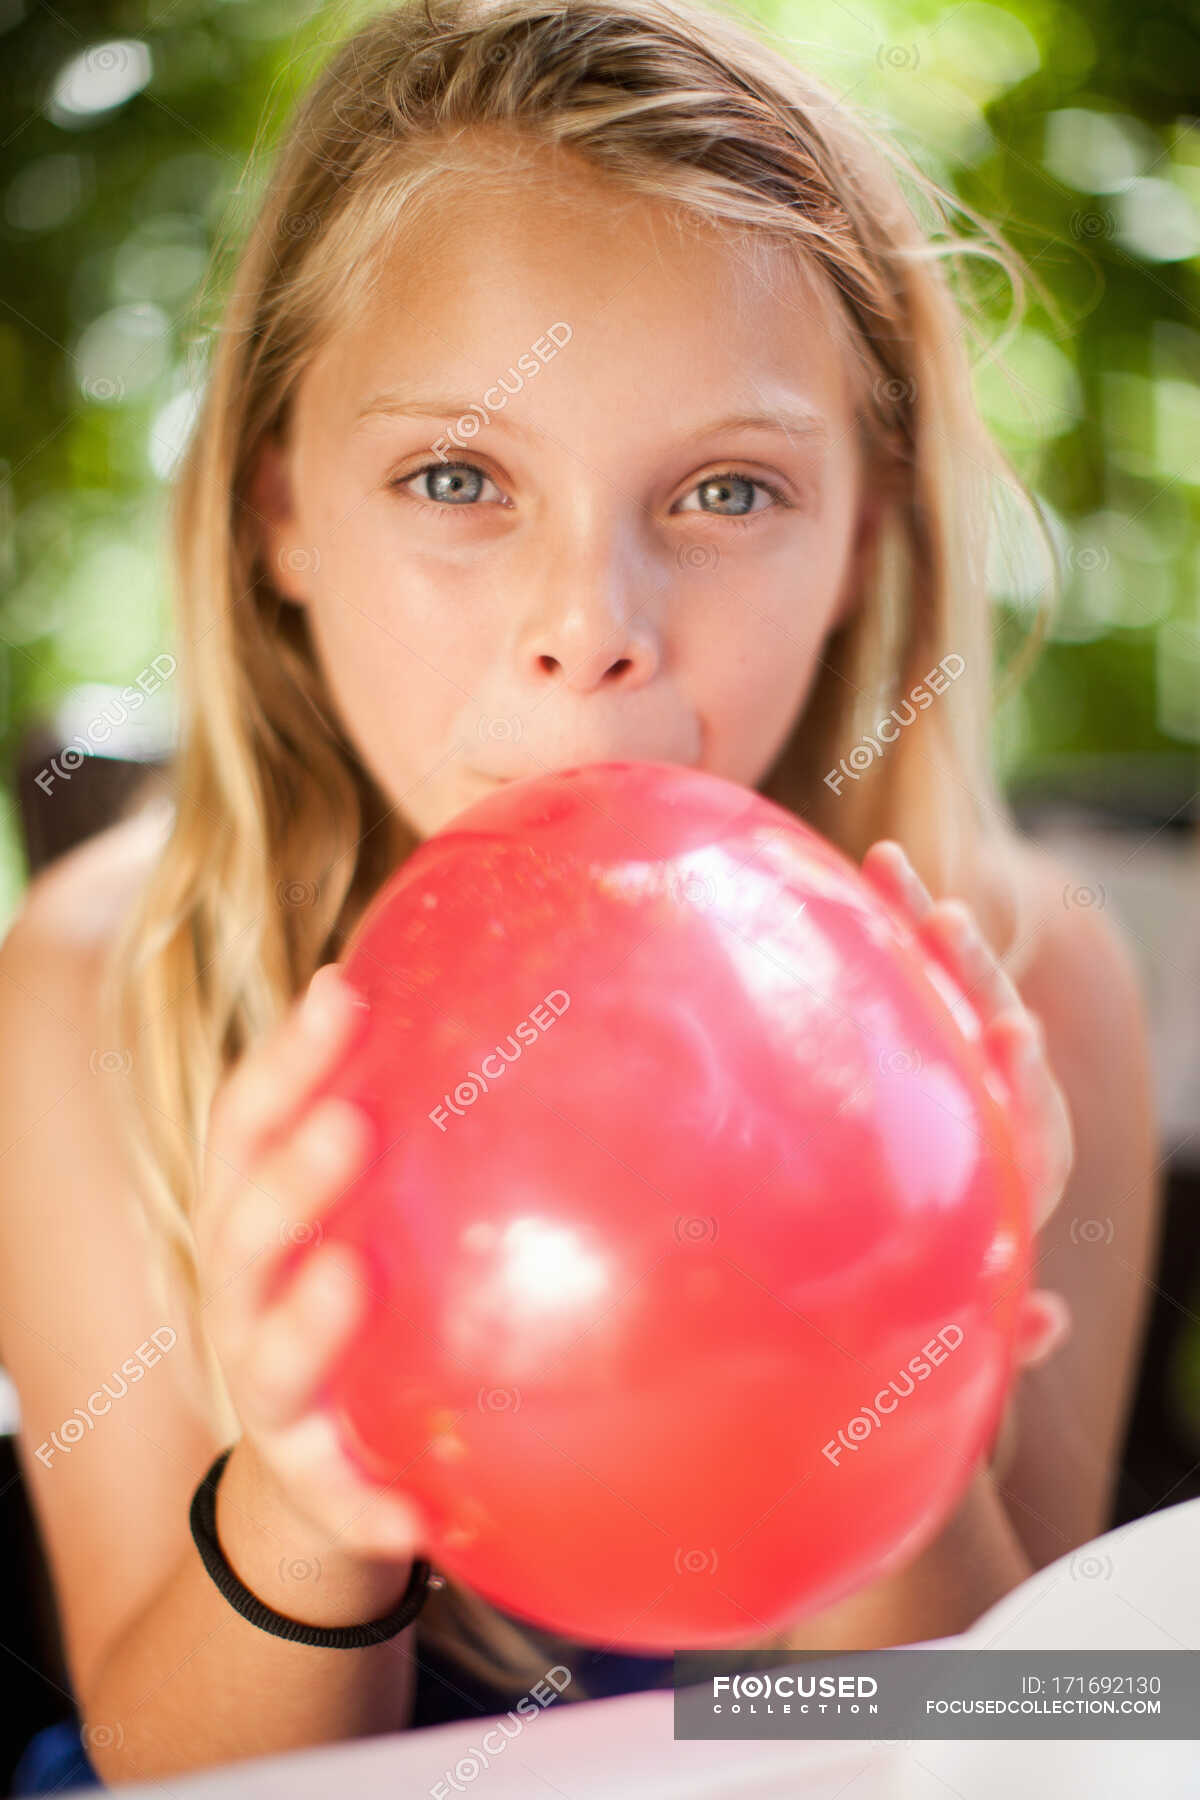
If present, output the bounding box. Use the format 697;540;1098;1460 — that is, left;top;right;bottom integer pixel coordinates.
291;1410;431;1559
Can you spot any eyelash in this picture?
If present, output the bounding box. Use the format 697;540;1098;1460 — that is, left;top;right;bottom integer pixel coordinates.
391;463;793;527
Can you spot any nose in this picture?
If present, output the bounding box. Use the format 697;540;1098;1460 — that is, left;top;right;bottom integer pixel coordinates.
517;530;662;695
531;636;655;692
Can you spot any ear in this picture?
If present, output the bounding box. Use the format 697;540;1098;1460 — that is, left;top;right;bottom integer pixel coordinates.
247;437;311;605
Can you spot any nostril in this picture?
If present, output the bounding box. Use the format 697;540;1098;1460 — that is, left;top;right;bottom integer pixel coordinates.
534;652;634;681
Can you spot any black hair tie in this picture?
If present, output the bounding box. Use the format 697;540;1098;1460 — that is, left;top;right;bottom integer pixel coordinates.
189;1444;441;1647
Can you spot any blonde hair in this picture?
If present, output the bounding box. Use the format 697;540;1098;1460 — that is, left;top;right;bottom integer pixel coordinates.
103;0;1058;1699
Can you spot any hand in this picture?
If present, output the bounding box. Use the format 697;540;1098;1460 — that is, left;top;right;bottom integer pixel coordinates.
196;963;427;1564
860;840;1074;1378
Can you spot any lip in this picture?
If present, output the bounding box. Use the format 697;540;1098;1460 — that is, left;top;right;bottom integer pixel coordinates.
472;761;699;784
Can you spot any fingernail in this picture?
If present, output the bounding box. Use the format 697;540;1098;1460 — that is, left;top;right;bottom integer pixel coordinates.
371;1503;421;1555
944;901;976;939
328;967;370;1012
304;969;354;1032
304;969;334;1016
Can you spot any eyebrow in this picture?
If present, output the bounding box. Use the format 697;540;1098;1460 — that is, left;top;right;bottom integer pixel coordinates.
352;392;830;447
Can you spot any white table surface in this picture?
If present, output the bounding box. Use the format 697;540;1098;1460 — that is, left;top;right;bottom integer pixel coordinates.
80;1496;1200;1799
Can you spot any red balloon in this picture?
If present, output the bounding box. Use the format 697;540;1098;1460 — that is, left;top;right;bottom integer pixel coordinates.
311;760;1031;1650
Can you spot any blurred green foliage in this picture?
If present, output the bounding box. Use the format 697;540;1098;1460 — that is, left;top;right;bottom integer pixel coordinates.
1;0;1198;930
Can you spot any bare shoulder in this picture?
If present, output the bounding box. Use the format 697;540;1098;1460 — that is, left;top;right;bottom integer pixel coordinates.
0;799;223;1705
998;833;1150;1081
3;797;173;965
0;799;176;1123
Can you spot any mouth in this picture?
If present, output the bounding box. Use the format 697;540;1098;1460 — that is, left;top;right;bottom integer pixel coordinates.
472;758;700;786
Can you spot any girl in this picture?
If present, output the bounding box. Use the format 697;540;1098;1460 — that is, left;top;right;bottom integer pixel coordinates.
1;0;1159;1785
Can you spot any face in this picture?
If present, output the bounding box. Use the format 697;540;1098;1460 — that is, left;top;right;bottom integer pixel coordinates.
255;143;880;845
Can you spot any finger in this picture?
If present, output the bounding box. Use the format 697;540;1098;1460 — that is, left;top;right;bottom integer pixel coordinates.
201;968;369;1244
242;1240;370;1433
1013;1288;1072;1370
861;840;935;927
256;1091;377;1278
228;967;368;1164
986;1013;1075;1229
267;1410;429;1560
205;1096;372;1362
921;899;1024;1030
323;1466;429;1563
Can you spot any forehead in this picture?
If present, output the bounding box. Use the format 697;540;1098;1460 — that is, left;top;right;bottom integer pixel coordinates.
298;143;861;446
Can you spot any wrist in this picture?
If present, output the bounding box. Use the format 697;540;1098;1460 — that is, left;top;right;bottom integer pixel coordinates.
214;1438;415;1629
893;1464;1034;1630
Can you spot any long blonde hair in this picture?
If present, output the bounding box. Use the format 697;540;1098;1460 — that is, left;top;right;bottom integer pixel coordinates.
103;0;1058;1697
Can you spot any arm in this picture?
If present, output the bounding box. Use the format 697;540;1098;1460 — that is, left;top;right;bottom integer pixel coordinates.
770;1465;1034;1651
79;1437;419;1782
993;852;1163;1567
861;838;1160;1573
747;839;1076;1656
0;833;422;1783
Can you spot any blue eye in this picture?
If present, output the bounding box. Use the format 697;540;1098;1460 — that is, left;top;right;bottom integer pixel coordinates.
388;462;789;523
392;462;504;510
675;472;785;518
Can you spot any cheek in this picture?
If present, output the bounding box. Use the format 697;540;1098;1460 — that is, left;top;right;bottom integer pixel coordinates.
303;542;497;745
680;534;851;777
687;536;847;697
305;484;487;652
695;628;819;755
